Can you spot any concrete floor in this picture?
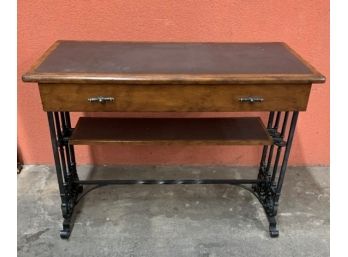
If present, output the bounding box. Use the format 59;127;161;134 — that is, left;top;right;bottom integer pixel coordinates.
18;165;329;257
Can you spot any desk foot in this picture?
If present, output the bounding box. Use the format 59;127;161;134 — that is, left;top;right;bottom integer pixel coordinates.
60;219;72;239
268;216;279;238
252;183;280;238
269;225;279;237
59;183;82;239
58;184;82;239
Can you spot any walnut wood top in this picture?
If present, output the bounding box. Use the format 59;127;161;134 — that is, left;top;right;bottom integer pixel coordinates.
23;41;325;85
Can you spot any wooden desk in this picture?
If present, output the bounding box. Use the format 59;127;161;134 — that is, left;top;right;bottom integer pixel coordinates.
23;41;325;239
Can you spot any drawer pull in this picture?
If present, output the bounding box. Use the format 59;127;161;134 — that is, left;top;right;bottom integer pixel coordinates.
87;96;115;104
239;96;264;103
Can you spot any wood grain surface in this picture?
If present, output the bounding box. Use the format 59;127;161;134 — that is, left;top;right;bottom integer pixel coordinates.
38;83;311;112
69;117;272;145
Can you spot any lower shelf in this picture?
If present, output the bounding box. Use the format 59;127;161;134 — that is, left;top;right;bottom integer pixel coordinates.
69;117;272;145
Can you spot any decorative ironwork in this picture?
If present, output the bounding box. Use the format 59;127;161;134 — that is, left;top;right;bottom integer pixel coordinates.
47;112;83;239
253;111;299;237
47;111;299;239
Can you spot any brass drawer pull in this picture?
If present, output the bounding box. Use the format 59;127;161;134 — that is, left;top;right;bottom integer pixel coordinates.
239;96;264;103
87;96;115;104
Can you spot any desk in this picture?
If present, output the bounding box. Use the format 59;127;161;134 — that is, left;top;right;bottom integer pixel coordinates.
23;41;325;239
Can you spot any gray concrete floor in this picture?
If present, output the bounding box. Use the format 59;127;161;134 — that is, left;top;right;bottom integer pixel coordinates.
18;165;329;257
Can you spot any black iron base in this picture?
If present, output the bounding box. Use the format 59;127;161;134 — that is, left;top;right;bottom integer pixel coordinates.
47;111;298;239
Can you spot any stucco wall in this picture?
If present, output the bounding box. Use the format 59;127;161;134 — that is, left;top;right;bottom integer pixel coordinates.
18;0;329;165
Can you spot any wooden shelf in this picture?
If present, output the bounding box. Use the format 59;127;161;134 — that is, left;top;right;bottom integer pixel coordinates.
69;117;272;145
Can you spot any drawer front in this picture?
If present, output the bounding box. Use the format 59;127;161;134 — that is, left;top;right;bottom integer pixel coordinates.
39;84;311;112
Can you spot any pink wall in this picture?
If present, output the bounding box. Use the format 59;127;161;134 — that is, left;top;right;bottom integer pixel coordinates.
18;0;329;166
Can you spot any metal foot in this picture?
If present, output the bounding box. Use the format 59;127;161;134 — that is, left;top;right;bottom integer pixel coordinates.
253;188;280;238
268;216;279;238
60;229;71;239
269;227;279;238
269;223;279;237
60;219;72;239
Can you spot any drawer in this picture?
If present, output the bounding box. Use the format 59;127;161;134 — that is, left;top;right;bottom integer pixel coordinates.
38;84;311;112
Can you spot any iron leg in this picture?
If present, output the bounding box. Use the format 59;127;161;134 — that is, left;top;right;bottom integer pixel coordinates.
47;111;82;239
254;111;299;237
61;112;84;194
